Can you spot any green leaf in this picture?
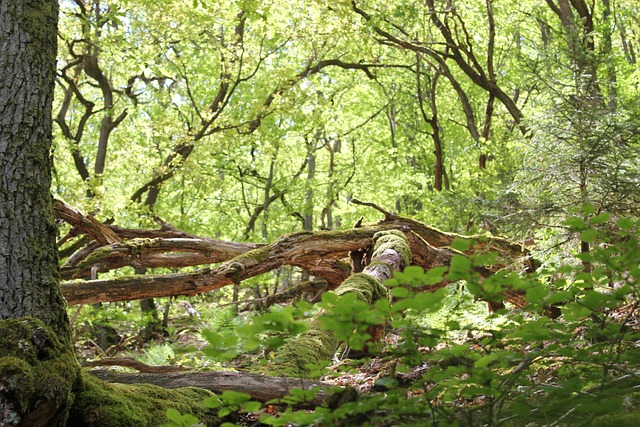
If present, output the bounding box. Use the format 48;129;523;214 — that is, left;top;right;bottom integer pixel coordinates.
474;353;499;368
546;290;575;305
580;228;598;243
445;320;460;330
243;401;262;412
221;390;252;404
423;266;447;284
203;396;223;409
166;408;183;424
526;285;548;304
390;286;409;298
617;217;635;230
589;212;610;224
562;302;593;321
374;376;398;389
446;255;471;281
403;265;424;278
450;238;473;252
563;217;587;230
181;414;200;425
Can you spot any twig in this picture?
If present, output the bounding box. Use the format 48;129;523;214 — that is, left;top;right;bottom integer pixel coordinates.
350;198;393;219
70;304;84;328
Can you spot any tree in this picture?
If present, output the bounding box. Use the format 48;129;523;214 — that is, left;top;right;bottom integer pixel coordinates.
0;0;67;338
0;2;218;425
0;1;79;424
4;0;640;424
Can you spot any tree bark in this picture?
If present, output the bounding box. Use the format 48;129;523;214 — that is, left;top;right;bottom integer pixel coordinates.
88;370;331;408
58;214;534;307
0;0;68;336
0;2;80;425
0;4;227;426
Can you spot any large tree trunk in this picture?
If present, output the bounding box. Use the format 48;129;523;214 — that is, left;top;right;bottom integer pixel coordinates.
0;2;80;425
0;0;68;339
0;4;222;426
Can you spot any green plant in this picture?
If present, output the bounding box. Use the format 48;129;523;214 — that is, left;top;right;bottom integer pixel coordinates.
254;215;640;425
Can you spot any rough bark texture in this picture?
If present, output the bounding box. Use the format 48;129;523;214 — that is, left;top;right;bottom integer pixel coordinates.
0;3;79;425
88;370;332;408
0;5;223;426
0;0;69;339
59;215;532;307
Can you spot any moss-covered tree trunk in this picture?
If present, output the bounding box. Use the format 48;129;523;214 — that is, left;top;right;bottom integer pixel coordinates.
0;2;81;425
0;0;68;341
270;230;411;376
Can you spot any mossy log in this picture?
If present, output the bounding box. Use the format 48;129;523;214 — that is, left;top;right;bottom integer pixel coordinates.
57;201;531;282
269;230;411;377
59;216;532;307
60;237;263;280
0;318;80;427
88;370;332;408
68;372;219;427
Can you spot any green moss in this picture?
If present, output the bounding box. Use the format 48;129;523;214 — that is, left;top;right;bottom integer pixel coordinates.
269;230;410;377
77;245;116;269
221;245;271;283
0;357;35;411
68;372;219;427
0;318;80;426
0;318;220;426
271;274;386;377
122;238;161;255
335;259;352;273
371;230;411;266
272;327;338;377
22;1;57;41
334;273;386;303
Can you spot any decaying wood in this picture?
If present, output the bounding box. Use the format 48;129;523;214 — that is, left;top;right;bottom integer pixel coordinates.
83;357;189;373
54;199;121;245
56;201;534;307
60;229;367;305
60;237;263;279
88;369;333;407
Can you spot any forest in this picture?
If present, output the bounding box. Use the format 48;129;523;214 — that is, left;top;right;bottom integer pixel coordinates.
1;0;640;425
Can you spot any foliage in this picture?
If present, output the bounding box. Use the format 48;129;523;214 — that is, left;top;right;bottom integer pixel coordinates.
180;214;640;426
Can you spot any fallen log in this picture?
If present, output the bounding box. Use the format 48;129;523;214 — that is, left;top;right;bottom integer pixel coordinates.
56;198;533;281
270;229;411;376
88;369;334;407
56;198;534;307
60;237;263;280
83;357;189;373
60;221;531;306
